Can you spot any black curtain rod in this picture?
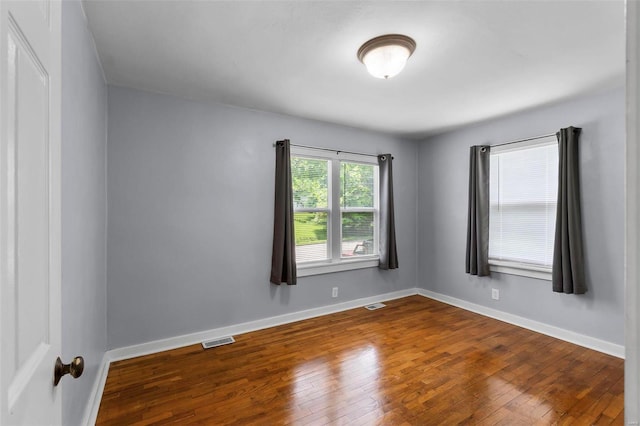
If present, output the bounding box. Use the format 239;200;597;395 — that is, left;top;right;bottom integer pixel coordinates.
489;132;557;148
275;141;391;159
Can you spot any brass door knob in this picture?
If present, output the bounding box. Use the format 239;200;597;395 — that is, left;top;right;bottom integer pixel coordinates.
54;356;84;386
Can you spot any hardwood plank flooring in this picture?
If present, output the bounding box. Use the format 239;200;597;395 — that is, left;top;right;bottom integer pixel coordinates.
96;296;624;425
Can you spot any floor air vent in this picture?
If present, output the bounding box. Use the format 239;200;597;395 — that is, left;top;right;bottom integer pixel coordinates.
365;302;386;311
202;336;235;349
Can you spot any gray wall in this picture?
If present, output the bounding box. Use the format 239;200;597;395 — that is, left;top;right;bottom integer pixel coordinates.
61;1;108;425
107;86;418;349
418;88;625;345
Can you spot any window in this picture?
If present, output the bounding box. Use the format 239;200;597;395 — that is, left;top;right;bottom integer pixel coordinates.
291;147;379;276
488;136;558;280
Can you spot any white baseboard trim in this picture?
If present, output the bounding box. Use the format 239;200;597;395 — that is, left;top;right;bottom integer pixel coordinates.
107;288;417;362
84;286;624;425
416;288;625;359
81;352;110;426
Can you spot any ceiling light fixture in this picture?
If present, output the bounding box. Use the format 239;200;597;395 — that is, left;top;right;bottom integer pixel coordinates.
357;34;416;79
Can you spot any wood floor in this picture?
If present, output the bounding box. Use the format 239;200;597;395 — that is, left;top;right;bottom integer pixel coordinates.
96;296;624;425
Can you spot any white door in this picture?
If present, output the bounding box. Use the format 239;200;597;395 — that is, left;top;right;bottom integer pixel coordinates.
626;0;640;422
0;0;62;425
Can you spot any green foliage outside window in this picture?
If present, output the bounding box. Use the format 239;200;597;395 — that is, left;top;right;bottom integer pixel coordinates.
294;212;327;245
340;162;374;208
292;157;375;246
341;163;374;242
291;157;328;209
291;157;329;246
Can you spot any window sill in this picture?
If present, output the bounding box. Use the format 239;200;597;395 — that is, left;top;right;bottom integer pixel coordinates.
297;257;379;277
489;260;552;281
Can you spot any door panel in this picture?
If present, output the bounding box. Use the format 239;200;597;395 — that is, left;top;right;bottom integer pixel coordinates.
12;23;50;370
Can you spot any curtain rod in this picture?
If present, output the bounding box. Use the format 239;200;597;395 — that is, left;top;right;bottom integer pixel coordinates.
274;141;390;159
490;132;557;148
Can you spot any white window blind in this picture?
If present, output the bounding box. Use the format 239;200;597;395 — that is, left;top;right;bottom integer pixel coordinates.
489;138;558;269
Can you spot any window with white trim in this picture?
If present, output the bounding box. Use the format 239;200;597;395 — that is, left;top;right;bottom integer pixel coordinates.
488;136;558;280
291;147;379;276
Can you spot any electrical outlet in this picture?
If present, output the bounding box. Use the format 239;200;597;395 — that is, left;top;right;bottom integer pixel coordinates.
332;287;338;298
491;288;500;300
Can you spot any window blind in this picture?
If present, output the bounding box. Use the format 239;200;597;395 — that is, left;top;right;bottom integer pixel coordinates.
489;140;558;268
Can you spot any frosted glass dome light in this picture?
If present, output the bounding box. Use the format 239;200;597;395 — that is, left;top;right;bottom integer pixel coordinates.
357;34;416;79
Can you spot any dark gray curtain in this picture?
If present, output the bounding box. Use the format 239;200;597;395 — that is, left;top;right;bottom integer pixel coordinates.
270;139;296;285
552;127;585;294
378;154;398;270
465;145;490;276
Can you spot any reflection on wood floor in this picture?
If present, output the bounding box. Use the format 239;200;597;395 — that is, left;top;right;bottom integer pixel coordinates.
96;295;624;425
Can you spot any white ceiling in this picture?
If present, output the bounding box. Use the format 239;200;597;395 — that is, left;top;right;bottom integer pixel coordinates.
83;0;625;139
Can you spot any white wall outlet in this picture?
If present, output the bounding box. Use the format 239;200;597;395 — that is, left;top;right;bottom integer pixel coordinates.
332;287;338;298
491;288;500;300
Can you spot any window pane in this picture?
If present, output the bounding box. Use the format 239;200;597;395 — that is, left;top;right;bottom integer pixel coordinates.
294;212;328;262
292;157;328;208
340;162;374;208
489;142;558;267
341;212;374;257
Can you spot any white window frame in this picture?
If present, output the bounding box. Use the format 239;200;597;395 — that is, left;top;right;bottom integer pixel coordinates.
488;135;558;281
291;147;380;277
